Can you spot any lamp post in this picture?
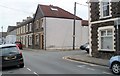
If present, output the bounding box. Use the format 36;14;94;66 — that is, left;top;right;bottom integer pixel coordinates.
73;2;87;50
1;26;3;44
73;2;76;50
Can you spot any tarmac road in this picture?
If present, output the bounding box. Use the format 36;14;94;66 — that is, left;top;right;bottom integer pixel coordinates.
2;50;113;75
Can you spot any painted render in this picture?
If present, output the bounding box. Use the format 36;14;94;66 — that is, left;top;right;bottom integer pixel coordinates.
42;17;89;49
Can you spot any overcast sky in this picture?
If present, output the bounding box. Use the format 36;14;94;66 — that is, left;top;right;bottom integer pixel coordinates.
0;0;88;32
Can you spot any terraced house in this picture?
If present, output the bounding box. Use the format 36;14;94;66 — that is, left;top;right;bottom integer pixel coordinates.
88;0;120;59
33;4;89;50
16;17;34;48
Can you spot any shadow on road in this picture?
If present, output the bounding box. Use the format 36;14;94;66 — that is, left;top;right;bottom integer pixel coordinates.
2;66;20;71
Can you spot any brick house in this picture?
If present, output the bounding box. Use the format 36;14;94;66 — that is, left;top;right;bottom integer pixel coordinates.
88;0;120;59
33;4;89;50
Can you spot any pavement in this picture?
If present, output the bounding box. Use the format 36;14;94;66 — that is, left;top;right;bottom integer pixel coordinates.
23;48;109;67
64;54;109;67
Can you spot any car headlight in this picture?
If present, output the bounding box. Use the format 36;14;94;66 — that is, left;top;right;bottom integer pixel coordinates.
4;57;9;60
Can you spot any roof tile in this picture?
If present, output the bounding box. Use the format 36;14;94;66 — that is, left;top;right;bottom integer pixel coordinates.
39;4;82;20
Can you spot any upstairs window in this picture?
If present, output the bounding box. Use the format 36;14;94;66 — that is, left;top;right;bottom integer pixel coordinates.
35;20;39;29
29;23;32;32
100;0;110;18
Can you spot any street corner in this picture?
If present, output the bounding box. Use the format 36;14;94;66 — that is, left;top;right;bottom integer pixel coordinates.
62;55;87;63
62;55;109;67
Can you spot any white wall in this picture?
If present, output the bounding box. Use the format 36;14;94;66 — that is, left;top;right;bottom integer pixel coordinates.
81;26;89;44
8;29;16;35
6;35;16;44
43;17;89;49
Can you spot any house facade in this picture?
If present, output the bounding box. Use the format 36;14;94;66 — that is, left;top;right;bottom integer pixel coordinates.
88;0;120;59
33;4;89;50
6;26;17;44
0;32;7;44
16;17;34;48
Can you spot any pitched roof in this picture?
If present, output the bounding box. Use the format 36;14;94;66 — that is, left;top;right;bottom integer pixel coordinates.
39;4;82;20
7;26;17;32
82;20;88;26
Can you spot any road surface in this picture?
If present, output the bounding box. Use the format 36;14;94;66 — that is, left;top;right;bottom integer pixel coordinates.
2;50;113;75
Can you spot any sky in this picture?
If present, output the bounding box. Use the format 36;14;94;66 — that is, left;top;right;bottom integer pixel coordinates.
0;0;88;32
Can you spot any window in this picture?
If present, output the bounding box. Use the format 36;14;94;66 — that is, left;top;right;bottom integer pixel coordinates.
16;28;18;35
21;27;22;34
29;35;32;45
51;7;58;11
35;34;39;45
23;36;25;45
100;0;111;18
19;28;21;34
40;19;43;28
26;24;29;33
29;23;32;32
98;26;115;51
35;20;39;29
24;26;26;33
0;46;19;55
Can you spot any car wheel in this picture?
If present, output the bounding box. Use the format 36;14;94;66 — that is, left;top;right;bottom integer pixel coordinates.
19;63;24;68
86;49;89;53
111;62;120;75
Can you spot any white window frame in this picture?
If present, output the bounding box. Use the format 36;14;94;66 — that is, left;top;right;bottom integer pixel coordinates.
36;20;39;29
99;0;112;19
26;24;28;32
29;23;32;32
28;35;32;45
98;26;115;51
35;34;39;45
24;25;26;33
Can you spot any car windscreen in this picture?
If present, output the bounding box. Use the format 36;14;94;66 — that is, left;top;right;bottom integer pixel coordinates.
0;46;19;56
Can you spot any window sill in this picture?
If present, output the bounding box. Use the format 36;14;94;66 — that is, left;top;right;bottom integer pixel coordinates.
99;15;112;19
98;49;115;52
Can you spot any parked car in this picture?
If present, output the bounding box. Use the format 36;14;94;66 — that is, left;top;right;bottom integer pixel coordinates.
80;43;89;53
85;45;89;53
15;41;23;50
109;55;120;75
0;44;24;68
80;43;89;50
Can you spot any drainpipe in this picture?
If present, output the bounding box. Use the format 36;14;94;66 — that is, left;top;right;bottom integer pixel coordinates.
32;20;35;49
115;18;120;55
86;1;92;56
44;17;46;50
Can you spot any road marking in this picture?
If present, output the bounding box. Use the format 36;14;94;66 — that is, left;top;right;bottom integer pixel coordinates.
26;67;39;76
77;65;86;68
87;68;95;71
33;72;39;76
27;68;31;71
103;72;112;74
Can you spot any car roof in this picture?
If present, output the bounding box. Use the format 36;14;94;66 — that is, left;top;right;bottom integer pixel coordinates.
0;44;16;48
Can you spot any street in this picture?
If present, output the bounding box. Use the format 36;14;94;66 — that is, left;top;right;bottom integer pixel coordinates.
2;50;112;75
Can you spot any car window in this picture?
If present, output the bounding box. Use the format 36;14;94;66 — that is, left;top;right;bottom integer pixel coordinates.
0;46;19;55
84;43;89;47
